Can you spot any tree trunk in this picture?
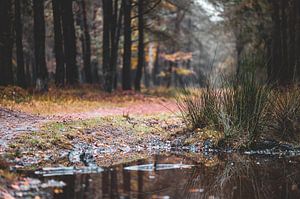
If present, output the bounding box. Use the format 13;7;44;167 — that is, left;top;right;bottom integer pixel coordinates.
268;0;281;85
279;0;289;85
15;0;26;88
288;0;296;82
102;0;112;92
0;0;13;86
122;0;132;90
33;0;48;91
52;0;65;87
110;0;118;76
102;0;123;92
134;0;145;91
61;0;78;86
153;45;160;86
111;0;123;91
80;0;92;84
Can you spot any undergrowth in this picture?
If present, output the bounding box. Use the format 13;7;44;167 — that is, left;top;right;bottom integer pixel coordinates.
177;75;300;148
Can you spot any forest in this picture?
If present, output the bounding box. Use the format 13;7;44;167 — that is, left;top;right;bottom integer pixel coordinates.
0;0;300;198
1;0;300;90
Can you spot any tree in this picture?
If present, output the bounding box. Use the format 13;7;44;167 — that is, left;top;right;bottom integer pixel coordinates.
80;0;92;84
213;0;300;86
268;0;297;85
33;0;48;91
102;0;112;91
110;0;123;90
122;0;132;90
102;0;123;92
0;0;13;86
52;0;65;87
152;45;160;86
134;0;145;91
15;0;26;88
61;0;78;86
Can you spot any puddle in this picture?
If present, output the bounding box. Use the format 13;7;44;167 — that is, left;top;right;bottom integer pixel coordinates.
124;163;194;171
8;153;300;198
35;166;104;177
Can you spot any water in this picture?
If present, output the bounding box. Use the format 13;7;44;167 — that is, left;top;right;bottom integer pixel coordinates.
19;153;300;199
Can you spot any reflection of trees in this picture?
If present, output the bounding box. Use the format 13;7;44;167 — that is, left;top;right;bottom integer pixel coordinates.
200;155;300;199
60;175;75;199
54;154;300;199
111;169;119;199
137;160;144;199
209;155;272;199
101;171;109;198
123;164;131;198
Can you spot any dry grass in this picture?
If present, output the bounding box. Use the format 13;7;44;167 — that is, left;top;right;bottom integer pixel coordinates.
267;87;300;142
177;74;274;147
177;84;300;147
0;85;172;115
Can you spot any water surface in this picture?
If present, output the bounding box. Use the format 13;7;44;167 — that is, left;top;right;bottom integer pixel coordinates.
32;153;300;199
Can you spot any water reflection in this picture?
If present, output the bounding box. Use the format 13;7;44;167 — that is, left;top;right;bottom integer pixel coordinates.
38;154;300;199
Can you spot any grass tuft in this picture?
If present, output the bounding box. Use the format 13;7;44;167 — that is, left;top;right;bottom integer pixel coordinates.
177;74;272;147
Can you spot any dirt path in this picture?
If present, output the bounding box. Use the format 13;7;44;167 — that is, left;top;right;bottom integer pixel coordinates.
54;99;178;120
0;99;178;152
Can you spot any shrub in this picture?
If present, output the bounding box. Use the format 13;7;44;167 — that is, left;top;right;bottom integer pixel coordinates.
0;86;30;103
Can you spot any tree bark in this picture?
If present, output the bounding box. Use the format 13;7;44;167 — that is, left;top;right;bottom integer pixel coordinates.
0;0;13;86
134;0;145;91
111;0;123;91
15;0;26;88
153;45;160;86
33;0;48;91
122;0;132;90
288;0;296;82
80;0;92;84
52;0;65;87
61;0;78;86
102;0;123;92
279;0;289;85
268;0;281;85
102;0;112;92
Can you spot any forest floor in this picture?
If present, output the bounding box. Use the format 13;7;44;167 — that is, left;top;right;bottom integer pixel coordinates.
0;86;189;168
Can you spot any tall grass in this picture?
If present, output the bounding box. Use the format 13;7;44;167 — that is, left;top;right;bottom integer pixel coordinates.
178;76;300;147
221;74;270;144
177;74;271;147
268;87;300;142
